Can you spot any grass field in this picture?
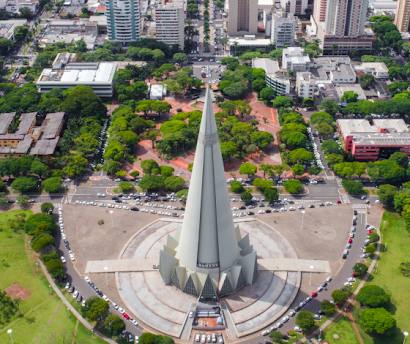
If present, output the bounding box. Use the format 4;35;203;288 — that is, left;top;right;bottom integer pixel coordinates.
321;314;361;344
0;210;109;343
351;210;410;344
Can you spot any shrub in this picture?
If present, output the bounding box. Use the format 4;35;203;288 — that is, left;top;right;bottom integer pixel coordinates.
24;213;56;234
41;202;54;214
353;263;368;276
41;251;58;263
359;308;396;335
331;289;348;305
270;330;283;343
32;233;55;252
399;262;410;277
119;181;134;192
320;299;336;316
231;180;244;193
45;259;64;279
295;311;315;332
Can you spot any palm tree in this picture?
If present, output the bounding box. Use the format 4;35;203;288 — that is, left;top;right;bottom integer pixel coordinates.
313;38;322;45
14;297;21;316
297;37;306;47
233;41;239;56
331;44;338;55
267;43;275;52
287;70;296;81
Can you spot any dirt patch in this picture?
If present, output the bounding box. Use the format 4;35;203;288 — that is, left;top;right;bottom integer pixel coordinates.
5;282;31;300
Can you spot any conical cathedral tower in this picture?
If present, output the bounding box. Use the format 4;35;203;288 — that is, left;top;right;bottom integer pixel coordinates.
159;87;258;299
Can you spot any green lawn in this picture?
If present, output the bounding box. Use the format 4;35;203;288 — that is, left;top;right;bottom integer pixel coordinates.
0;210;110;343
352;211;410;344
321;314;361;344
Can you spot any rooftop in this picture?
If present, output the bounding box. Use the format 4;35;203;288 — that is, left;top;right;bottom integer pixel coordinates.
15;112;36;135
229;38;271;46
331;64;356;77
252;58;280;74
0;112;15;135
360;62;389;73
335;84;366;100
318;83;338;98
272;11;295;23
352;132;410;146
41;112;64;139
0;19;27;39
30;137;59;155
312;67;328;80
312;56;351;65
338;118;408;139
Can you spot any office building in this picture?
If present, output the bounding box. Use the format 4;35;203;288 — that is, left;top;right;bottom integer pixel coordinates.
158;87;258;298
313;0;327;22
228;0;258;36
155;0;184;48
106;0;141;44
252;58;291;95
271;11;295;48
329;64;356;83
6;0;38;15
296;72;316;98
338;119;410;161
0;19;27;42
396;0;410;32
36;53;117;97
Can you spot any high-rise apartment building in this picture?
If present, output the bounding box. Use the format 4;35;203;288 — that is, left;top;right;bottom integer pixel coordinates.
228;0;258;36
271;11;295;48
325;0;367;38
282;0;309;15
155;0;184;48
313;0;327;22
396;0;410;32
106;0;141;45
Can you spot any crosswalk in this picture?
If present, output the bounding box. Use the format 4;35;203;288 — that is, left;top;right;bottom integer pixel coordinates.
352;204;368;209
53;203;63;209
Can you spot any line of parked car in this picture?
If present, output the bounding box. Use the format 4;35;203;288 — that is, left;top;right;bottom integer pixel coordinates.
91;119;110;169
307;127;325;170
195;332;223;344
58;208;75;262
261;276;333;337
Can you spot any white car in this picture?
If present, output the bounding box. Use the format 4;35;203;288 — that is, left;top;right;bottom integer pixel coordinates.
326;276;332;282
69;253;75;261
258;210;265;214
73;291;79;298
347;277;356;282
60;256;66;263
85;276;91;283
289;207;296;211
98;203;105;207
325;202;332;206
150;210;157;214
131;319;138;326
123;206;130;210
282;316;289;323
62;234;67;240
115;205;122;209
232;214;238;218
141;209;149;213
107;204;114;208
231;207;239;211
102;295;109;301
344;282;352;286
97;193;106;197
118;307;125;314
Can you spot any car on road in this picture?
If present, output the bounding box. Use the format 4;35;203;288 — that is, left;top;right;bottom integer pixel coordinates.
60;256;66;263
195;334;200;342
65;282;70;289
289;207;296;211
128;333;134;342
282;316;289;323
247;212;255;215
347;277;356;282
276;322;283;328
361;195;367;200
326;276;332;282
123;313;130;319
319;203;325;206
288;310;296;317
325;202;332;206
97;193;106;197
350;233;355;238
298;205;305;209
337;200;342;204
201;335;206;343
73;290;79;298
360;253;369;258
348;238;353;243
342;254;347;259
311;292;318;297
280;207;287;211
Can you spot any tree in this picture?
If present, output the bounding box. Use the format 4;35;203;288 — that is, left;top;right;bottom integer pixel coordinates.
341;91;358;103
103;160;122;175
359;308;396;335
321;140;342;154
341;179;363;194
295;311;315;332
365;245;376;254
315;122;334;137
141;159;160;175
105;314;126;335
30;161;48;177
139;175;164;190
119;181;134;192
387;81;408;94
270;330;283;343
353;263;368;276
223;81;248;99
287;132;307;149
16;195;30;208
253;178;274;191
303;98;314;108
41;202;54;214
173;53;188;65
292;164;304;177
45;259;64;279
42;177;63;193
19;7;32;19
220;141;238;161
359;74;375;90
377;184;398;206
139;333;156;344
331;289;348;305
11;176;37;192
252;79;266;93
356;285;390;308
130;171;140;179
272;96;294;108
389;151;409;168
320;299;336;316
86;298;110;321
164;176;185;191
160;166;175;178
368;232;380;243
260;87;275;103
241;189;252;202
63;154;88;177
264;188;279;203
239;163;257;177
250;131;274;148
283;179;302;194
231;180;245;193
318;99;339;116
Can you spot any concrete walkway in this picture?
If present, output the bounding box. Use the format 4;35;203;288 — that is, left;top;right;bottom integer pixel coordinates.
39;259;116;344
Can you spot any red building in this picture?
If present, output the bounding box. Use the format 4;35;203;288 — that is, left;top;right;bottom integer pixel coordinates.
337;119;410;161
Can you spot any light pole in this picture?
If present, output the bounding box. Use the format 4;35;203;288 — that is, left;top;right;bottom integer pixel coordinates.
104;266;108;285
28;240;30;250
67;307;70;318
110;211;114;228
7;329;13;344
385;242;387;252
404;331;409;344
91;329;94;340
309;265;314;285
344;308;347;317
318;328;322;341
36;262;38;272
301;210;305;228
49;284;51;295
375;264;378;274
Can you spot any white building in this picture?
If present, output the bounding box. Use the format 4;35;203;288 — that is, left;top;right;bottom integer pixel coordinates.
271;10;295;48
335;84;367;103
229;36;271;54
36;53;117;98
228;0;259;36
106;0;141;45
311;56;351;71
6;0;38;15
155;0;184;48
282;47;311;72
354;62;389;79
282;0;309;15
329;64;356;84
252;58;290;95
296;72;316;99
149;84;165;100
0;19;27;41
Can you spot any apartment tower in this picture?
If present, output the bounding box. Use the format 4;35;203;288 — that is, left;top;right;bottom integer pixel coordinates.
228;0;258;36
313;0;327;22
106;0;141;44
155;0;185;48
396;0;410;32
